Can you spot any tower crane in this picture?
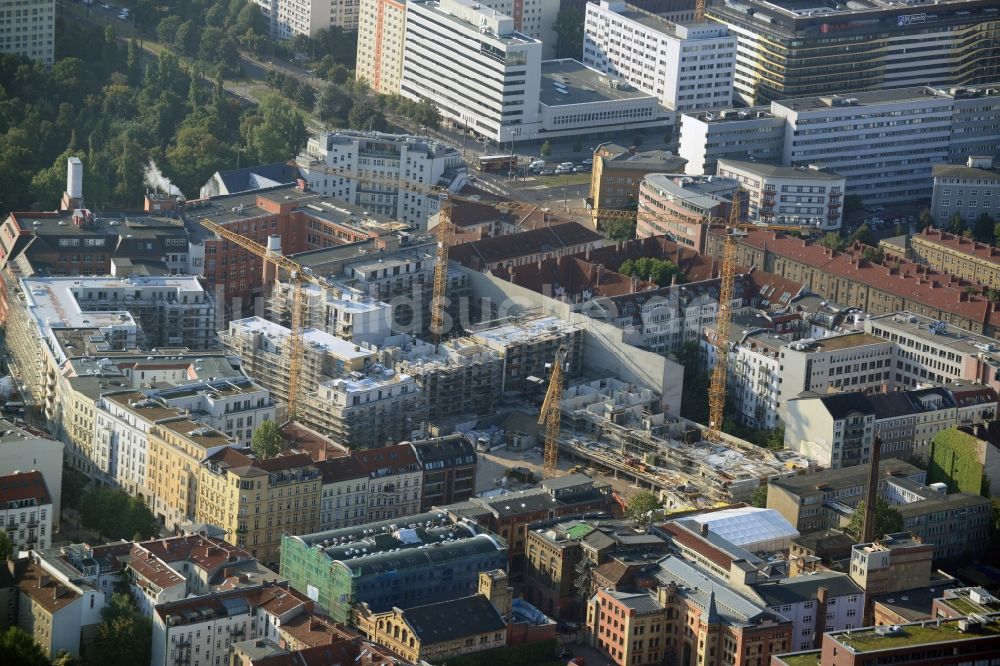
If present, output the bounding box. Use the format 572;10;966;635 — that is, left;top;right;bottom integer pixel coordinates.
539;345;568;476
201;217;341;420
706;190;743;443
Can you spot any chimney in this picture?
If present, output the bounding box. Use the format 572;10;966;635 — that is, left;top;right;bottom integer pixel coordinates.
861;435;882;543
296;178;307;192
60;156;85;211
700;523;709;536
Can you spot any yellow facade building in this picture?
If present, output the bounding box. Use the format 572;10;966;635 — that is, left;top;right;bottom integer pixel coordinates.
196;448;321;564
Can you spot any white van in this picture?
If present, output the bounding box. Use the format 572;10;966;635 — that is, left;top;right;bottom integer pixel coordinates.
528;160;545;170
558;162;574;169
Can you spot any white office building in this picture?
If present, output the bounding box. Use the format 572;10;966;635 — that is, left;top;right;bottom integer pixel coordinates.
679;83;1000;204
716;159;846;230
583;0;736;112
401;0;543;145
0;0;54;65
296;130;466;229
678;107;785;175
253;0;360;38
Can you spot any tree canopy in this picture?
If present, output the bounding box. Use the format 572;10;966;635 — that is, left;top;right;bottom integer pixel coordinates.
91;593;152;666
79;488;159;541
251;419;283;459
625;490;663;522
618;257;685;286
845;497;904;541
0;627;49;666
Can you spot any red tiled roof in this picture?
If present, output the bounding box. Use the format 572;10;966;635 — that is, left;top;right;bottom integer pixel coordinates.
139;534;253;574
730;230;996;324
279;613;359;648
490;255;655;299
0;471;50;507
352;443;418;474
449;222;603;267
917;228;1000;265
18;562;79;613
246;641;360;666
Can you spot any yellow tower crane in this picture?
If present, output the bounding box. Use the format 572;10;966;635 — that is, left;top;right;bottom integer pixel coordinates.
706;190;743;442
539;345;568;476
201;217;341;420
430;201;451;345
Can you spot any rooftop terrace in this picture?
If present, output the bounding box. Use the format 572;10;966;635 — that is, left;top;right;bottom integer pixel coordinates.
832;616;1000;652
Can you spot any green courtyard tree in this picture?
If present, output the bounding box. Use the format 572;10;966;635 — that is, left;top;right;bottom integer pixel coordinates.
845;497;904;540
625;490;662;522
0;532;12;560
0;627;49;666
750;484;768;508
252;419;283;459
540;140;552;158
918;208;934;230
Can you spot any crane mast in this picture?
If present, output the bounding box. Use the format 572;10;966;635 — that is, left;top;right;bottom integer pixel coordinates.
430;202;451;345
539;346;568;476
706;191;743;442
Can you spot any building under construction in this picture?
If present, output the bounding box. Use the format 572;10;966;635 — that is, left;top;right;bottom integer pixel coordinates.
465;315;585;395
219;317;375;416
388;337;504;428
558;377;811;504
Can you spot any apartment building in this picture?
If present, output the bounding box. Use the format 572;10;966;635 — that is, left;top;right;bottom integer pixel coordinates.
705;0;1000;105
678;107;785;175
0;422;62;526
767;459;926;533
635;173;739;250
750;573;865;652
310;367;423;448
16;559;105;659
785;385;998;467
727;331;784;430
409;434;477;510
150;582;311;666
93;391;175;496
146;418;234;532
145;378;276;446
353;444;423;521
778;332;895;422
0;471;53;552
55;353;246;480
865;312;1000;392
907;227;1000;291
196;448;322;564
525;517;668;619
678;84;1000;203
252;0;359;38
590;278;745;356
296;130;464;230
588;144;689;215
315;456;368;531
280;513;508;622
401;0;542;145
716;159;845;230
931;156;1000;224
705;229;1000;335
0;0;54;65
355;0;407;95
583;1;736;112
586;556;793;666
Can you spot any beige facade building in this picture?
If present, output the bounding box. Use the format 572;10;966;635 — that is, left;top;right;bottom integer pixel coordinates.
356;0;407;95
196;448;321;564
909;226;1000;290
0;0;55;65
147;418;233;531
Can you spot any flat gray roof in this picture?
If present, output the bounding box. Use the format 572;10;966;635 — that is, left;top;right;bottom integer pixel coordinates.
718;159;842;180
540;59;655;106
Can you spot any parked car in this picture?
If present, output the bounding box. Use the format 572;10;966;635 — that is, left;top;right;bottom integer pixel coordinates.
573;165;589;173
582;158;594;165
539;168;555;175
558;161;574;169
555;166;572;174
